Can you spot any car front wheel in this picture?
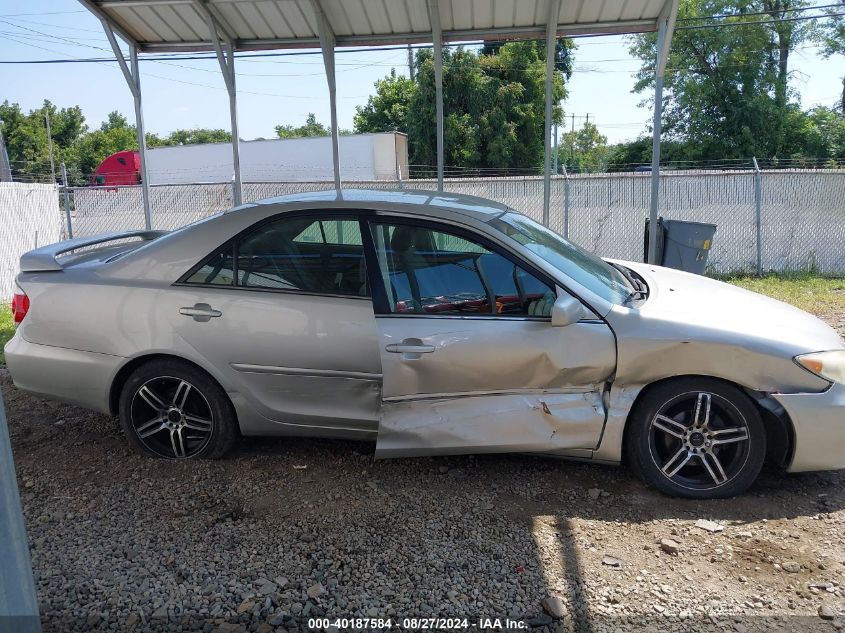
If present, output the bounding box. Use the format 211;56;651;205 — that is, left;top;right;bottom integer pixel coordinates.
119;359;237;459
626;378;766;499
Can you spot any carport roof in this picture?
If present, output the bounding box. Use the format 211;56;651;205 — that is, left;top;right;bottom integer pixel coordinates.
80;0;672;52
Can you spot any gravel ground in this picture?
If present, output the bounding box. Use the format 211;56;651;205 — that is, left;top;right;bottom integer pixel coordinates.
3;314;845;633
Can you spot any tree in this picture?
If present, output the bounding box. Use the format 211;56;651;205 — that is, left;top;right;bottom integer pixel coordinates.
629;0;811;161
152;128;232;146
560;122;610;173
353;69;416;134
356;41;571;173
812;0;845;113
0;100;85;182
275;113;330;139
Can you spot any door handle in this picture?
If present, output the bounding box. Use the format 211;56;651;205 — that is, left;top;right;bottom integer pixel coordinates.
180;303;222;322
386;338;435;360
386;344;435;354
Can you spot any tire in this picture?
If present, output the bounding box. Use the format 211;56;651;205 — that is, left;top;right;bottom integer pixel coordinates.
625;377;765;499
118;358;238;459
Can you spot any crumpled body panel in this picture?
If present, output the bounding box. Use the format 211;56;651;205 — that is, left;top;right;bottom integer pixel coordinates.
376;389;606;458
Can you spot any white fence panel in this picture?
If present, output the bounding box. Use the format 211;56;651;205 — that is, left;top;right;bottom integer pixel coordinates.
0;183;62;301
61;169;845;275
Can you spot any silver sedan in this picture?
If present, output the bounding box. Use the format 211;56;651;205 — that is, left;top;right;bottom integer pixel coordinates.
5;190;845;498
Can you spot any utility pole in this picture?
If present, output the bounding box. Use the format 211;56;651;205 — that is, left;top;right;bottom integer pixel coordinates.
553;122;558;174
407;44;415;81
44;110;56;184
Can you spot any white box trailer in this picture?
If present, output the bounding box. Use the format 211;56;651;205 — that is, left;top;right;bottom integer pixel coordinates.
145;132;409;185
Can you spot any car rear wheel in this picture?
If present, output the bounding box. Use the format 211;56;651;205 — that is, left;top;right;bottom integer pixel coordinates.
626;378;766;499
119;359;237;459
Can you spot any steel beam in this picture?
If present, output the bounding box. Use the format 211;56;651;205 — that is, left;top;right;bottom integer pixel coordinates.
0;393;41;633
647;0;678;264
130;45;153;230
199;5;243;205
192;0;238;45
312;0;341;192
102;20;152;230
79;0;139;46
428;0;444;191
543;0;561;226
115;20;659;53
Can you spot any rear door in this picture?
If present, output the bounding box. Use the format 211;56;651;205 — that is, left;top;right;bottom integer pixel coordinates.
364;217;617;458
171;211;382;434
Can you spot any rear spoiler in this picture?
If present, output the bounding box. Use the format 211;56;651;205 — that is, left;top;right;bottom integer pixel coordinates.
19;230;168;272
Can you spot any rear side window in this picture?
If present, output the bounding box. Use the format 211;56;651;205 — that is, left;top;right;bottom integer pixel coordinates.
184;215;369;298
185;247;236;285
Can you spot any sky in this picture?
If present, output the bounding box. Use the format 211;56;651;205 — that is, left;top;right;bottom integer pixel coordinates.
0;0;843;147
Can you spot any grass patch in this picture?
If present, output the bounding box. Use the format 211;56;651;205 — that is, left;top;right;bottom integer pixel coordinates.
0;304;13;365
723;274;845;318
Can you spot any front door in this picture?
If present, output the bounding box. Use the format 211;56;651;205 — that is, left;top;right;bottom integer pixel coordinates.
366;218;617;458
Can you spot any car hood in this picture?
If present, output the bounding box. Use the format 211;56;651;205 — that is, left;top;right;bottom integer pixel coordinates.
620;261;844;355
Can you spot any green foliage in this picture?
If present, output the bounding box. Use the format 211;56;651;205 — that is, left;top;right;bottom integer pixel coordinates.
0;304;13;365
353;69;416;134
559;122;610;173
354;41;571;172
811;0;845;113
725;274;845;317
275;113;330;139
0;100;85;182
0;102;254;185
151;128;232;146
629;0;811;161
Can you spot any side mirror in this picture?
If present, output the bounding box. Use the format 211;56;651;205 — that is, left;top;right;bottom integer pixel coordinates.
551;294;587;327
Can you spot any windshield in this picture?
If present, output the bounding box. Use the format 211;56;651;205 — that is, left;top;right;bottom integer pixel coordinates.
491;213;631;305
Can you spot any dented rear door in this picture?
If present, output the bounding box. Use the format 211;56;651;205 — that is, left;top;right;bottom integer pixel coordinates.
366;218;616;458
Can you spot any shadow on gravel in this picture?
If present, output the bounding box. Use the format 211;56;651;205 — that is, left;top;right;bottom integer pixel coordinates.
6;372;845;632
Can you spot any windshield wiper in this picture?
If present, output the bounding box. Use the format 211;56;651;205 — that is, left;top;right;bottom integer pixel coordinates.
610;263;648;304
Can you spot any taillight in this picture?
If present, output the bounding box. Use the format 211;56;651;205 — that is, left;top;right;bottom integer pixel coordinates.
11;291;30;325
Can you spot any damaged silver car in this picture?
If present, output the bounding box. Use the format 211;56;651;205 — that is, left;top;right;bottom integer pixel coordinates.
5;190;845;498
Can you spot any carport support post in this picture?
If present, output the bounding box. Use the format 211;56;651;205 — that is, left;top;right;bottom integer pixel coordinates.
647;22;667;264
209;36;242;206
102;20;152;230
428;0;444;192
0;393;42;633
196;0;243;205
313;0;341;192
562;164;570;239
543;0;561;227
648;0;678;264
753;156;762;276
61;162;73;239
129;45;152;230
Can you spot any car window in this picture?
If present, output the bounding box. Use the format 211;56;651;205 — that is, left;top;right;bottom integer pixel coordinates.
185;216;369;298
185;246;236;286
370;221;555;316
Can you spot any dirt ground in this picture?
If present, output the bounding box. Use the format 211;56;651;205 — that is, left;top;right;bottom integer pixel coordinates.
3;307;845;632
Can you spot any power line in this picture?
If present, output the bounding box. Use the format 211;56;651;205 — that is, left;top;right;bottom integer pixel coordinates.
676;11;845;30
676;3;843;21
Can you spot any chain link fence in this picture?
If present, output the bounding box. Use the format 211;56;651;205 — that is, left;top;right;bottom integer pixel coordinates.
55;168;845;275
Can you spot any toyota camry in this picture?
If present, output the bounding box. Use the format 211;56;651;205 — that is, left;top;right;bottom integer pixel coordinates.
5;189;844;498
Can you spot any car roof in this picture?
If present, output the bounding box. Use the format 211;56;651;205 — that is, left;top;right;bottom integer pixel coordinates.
233;188;516;222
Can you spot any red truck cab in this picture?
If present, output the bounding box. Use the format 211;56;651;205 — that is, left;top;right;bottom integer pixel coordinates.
92;150;141;186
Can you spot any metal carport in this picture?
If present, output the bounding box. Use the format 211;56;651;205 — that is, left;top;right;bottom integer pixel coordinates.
78;0;678;264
